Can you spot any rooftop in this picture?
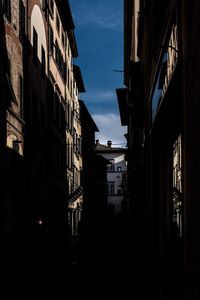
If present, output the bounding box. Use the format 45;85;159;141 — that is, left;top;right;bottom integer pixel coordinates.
95;140;126;152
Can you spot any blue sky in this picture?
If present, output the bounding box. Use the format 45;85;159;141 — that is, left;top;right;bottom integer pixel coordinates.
69;0;127;146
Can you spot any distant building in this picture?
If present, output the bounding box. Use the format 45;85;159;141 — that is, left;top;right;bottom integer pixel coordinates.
95;140;127;219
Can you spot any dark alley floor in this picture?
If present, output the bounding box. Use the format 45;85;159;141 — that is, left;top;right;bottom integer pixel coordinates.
67;233;133;299
1;221;153;299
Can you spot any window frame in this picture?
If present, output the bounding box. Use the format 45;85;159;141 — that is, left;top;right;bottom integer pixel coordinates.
107;182;115;195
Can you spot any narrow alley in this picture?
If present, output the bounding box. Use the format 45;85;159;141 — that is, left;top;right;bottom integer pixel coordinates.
4;218;148;299
67;221;132;299
2;0;200;299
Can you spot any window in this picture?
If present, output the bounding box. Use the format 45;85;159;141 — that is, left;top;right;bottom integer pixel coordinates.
19;0;25;41
107;159;115;172
49;26;54;54
76;133;78;155
55;40;59;64
68;103;71;131
19;75;24;118
41;46;46;77
62;31;65;47
68;39;70;57
33;27;38;63
70;142;73;169
73;129;76;153
172;135;182;238
67;139;70;167
55;40;66;81
151;21;178;123
66;101;69;128
118;189;122;195
3;0;11;21
78;138;81;155
56;13;60;35
49;0;54;17
117;167;122;172
42;0;48;18
13;140;19;153
61;60;66;82
70;107;73;131
70;77;73;96
67;69;70;88
107;182;115;195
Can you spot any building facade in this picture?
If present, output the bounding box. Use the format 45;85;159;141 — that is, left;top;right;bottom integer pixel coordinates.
23;1;74;276
95;140;127;220
0;0;26;280
123;0;200;299
68;65;85;237
0;0;90;288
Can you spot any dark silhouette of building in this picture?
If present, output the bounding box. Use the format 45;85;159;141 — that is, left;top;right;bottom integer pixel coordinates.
121;0;200;299
79;100;108;238
0;1;26;290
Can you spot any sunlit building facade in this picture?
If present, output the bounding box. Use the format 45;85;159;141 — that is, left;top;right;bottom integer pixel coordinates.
95;140;127;219
68;65;85;237
0;0;88;286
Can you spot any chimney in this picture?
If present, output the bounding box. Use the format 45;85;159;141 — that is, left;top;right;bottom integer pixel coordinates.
107;140;112;147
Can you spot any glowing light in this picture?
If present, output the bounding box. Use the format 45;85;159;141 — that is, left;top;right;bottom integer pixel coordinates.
38;219;43;226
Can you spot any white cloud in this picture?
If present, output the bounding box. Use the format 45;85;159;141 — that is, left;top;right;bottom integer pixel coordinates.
95;15;122;29
93;113;127;146
87;90;116;103
73;5;122;30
